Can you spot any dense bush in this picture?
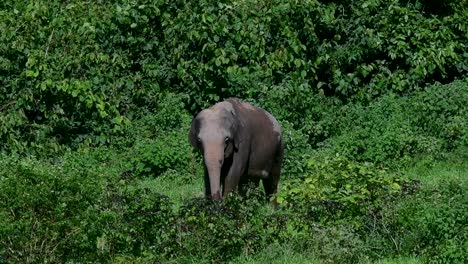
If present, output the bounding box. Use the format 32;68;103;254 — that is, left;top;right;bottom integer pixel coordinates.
98;186;175;259
365;178;468;263
129;130;192;177
174;195;267;262
1;0;467;153
166;0;468;106
258;79;344;146
0;0;169;154
1;0;467;263
111;93;195;178
278;156;408;223
1;149;466;263
0;153;176;263
172;194;372;263
0;155;106;263
322;80;468;165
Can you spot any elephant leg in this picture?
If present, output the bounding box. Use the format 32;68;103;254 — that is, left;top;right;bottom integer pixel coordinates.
220;155;232;194
223;166;245;197
223;148;248;197
262;177;277;199
263;160;282;206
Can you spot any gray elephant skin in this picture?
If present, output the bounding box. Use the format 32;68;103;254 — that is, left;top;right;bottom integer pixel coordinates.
189;98;284;202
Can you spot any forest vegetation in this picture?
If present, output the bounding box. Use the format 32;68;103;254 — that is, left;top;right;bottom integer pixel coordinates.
0;0;467;263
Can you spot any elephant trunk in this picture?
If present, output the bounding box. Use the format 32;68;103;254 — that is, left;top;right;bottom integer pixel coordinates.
204;148;224;200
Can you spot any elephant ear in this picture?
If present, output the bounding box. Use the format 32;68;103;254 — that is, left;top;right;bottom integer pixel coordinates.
224;141;234;158
230;109;243;150
188;117;199;148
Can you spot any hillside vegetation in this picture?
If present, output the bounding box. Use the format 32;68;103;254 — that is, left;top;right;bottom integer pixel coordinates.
1;0;467;263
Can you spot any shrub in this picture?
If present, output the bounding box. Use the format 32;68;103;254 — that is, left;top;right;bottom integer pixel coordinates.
98;186;175;259
2;0;467;155
114;92;191;146
0;152;179;262
0;155;105;263
113;93;194;178
278;156;408;223
129;130;193;178
324;80;468;165
174;192;268;262
173;191;369;263
258;78;344;146
276;120;314;179
0;0;171;154
1;148;464;263
409;81;468;150
366;178;468;263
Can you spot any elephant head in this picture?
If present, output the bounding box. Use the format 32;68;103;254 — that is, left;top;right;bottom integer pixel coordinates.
189;101;241;200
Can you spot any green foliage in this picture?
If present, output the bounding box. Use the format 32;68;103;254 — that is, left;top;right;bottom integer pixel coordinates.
409;81;468;150
0;154;105;263
98;186;175;259
0;147;466;263
0;0;169;154
1;0;467;263
402;0;468;16
324;81;468;165
164;0;468;109
278;156;407;222
164;0;324;109
173;191;368;264
0;153;177;263
114;93;194;178
175;195;266;262
366;178;468;263
407;180;467;263
1;0;467;154
116;92;191;143
129;130;192;178
277;120;314;179
325;0;468;101
258;79;344;146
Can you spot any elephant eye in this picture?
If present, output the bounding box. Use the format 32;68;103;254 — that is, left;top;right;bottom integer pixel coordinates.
197;137;202;143
224;137;230;144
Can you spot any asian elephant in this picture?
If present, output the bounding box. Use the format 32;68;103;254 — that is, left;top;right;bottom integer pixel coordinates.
189;98;284;202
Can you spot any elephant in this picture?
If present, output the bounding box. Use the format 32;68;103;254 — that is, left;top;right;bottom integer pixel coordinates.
189;97;284;202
